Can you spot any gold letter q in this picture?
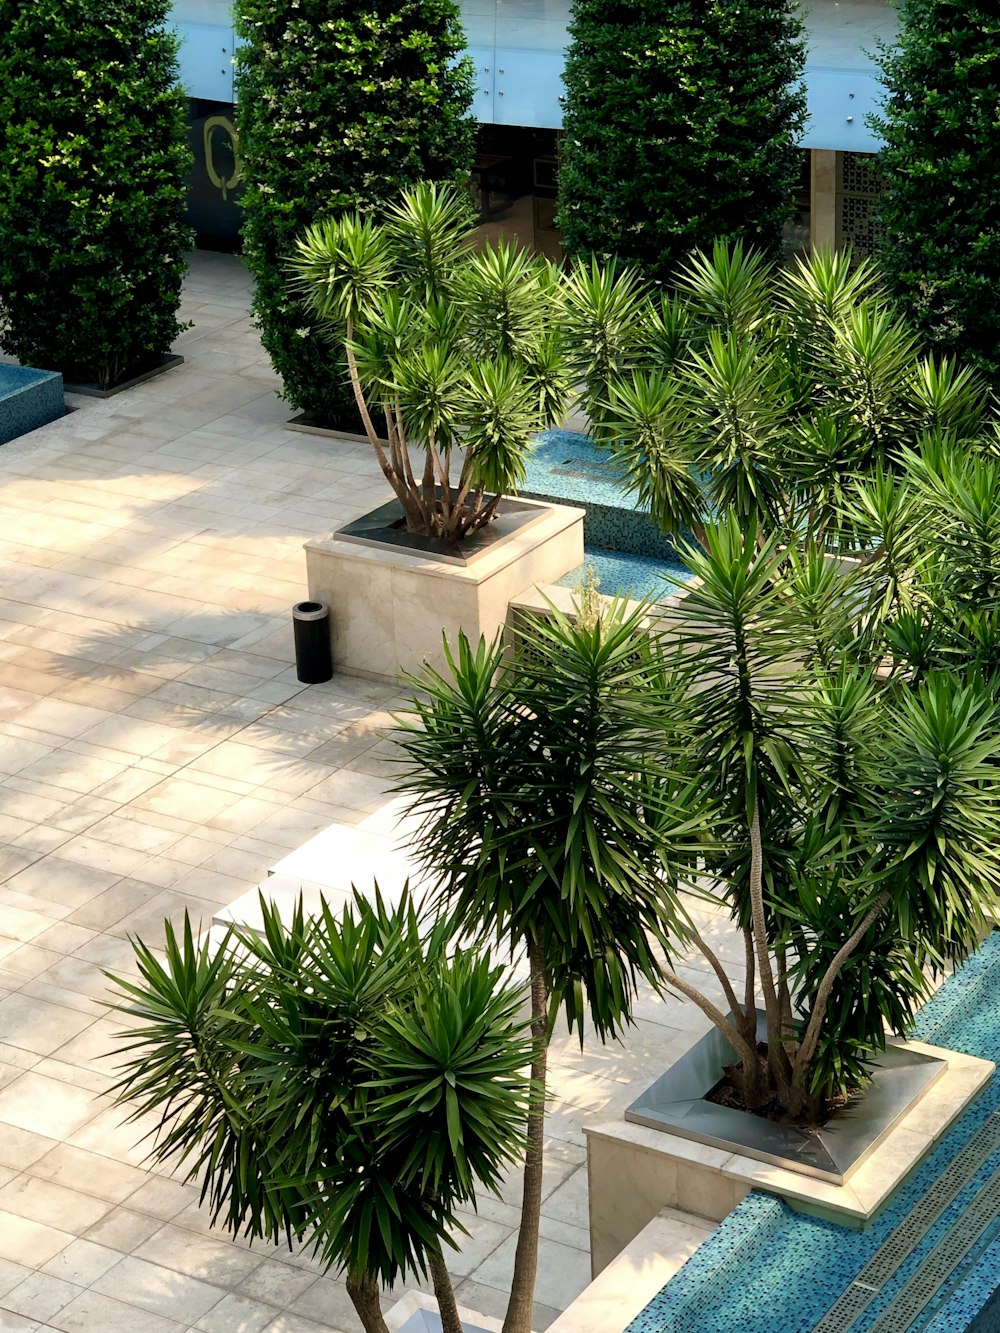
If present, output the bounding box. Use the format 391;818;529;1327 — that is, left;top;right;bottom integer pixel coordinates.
204;115;243;200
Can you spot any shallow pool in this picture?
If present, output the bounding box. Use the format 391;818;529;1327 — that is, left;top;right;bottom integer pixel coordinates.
628;934;1000;1333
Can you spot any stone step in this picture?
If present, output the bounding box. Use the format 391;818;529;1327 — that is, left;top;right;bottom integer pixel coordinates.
545;1207;716;1333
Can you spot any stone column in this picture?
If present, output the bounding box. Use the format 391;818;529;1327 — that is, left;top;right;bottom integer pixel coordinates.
810;149;840;252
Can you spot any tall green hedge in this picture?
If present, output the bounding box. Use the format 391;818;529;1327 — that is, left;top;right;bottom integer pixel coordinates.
0;0;191;388
874;2;1000;381
557;0;807;285
235;0;475;429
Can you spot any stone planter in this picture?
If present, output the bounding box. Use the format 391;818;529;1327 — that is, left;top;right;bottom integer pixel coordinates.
304;495;585;681
625;1011;946;1185
585;1030;993;1275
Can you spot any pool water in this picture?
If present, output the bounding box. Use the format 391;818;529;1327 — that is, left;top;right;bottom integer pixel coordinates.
627;934;1000;1333
522;429;692;602
556;548;689;603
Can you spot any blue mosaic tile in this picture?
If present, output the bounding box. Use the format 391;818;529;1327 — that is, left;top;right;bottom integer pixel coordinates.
626;933;1000;1333
556;549;688;602
0;363;65;444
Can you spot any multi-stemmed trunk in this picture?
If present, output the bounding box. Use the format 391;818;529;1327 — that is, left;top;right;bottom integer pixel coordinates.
661;796;894;1122
502;935;549;1333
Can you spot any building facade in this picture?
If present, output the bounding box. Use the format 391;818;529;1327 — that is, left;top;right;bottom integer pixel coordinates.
170;0;896;254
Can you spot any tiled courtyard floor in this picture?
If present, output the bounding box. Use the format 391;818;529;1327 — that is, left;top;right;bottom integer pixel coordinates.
0;252;739;1333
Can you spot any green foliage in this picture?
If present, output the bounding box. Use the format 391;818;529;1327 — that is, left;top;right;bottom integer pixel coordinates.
395;607;691;1040
558;0;807;285
109;894;530;1301
235;0;475;428
577;241;999;550
660;528;1000;1107
0;0;191;386
873;2;1000;382
290;183;571;541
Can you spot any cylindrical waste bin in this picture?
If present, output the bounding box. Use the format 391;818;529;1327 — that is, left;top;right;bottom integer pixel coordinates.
292;601;333;684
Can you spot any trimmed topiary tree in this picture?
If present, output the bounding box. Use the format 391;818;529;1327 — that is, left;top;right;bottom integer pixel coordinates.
873;1;1000;382
557;0;808;285
235;0;476;430
0;0;191;388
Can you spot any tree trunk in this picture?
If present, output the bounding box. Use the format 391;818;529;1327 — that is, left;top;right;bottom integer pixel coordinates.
502;935;548;1333
346;1275;391;1333
741;927;757;1047
429;1248;464;1333
747;802;792;1104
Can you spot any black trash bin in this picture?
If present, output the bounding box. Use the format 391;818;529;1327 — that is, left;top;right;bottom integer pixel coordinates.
292;601;333;684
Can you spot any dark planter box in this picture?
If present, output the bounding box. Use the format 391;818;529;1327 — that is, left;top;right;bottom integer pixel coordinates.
64;353;184;398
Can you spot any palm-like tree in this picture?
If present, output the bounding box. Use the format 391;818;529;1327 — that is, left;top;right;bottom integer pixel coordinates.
395;606;692;1333
582;241;998;550
108;893;532;1333
650;515;1000;1118
289;182;571;543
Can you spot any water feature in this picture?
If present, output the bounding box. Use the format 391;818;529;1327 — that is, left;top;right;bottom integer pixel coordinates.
521;429;691;601
0;363;65;444
626;932;1000;1333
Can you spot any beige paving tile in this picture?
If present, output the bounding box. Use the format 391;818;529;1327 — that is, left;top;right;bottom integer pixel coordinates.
195;1291;281;1333
41;1238;124;1287
11;702;114;742
236;1260;317;1308
0;1257;32;1299
286;1277;365;1331
0;1074;98;1140
91;1255;227;1324
48;1287;187;1333
0;997;94;1058
0;1176;112;1234
0;1210;74;1267
0;1126;60;1171
2;1271;83;1322
82;1206;164;1254
28;1143;149;1206
5;860;119;911
134;1223;260;1287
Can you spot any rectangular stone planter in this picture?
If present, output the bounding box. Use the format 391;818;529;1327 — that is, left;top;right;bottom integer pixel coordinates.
625;1011;946;1185
304;495;585;682
0;364;65;444
586;1036;993;1276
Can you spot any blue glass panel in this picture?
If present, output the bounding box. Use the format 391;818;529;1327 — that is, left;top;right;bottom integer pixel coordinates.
801;67;883;153
173;21;235;103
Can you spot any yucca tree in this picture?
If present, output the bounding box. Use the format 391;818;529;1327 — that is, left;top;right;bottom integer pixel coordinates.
395;605;693;1333
289;182;572;543
868;440;1000;686
108;893;532;1333
579;241;999;551
654;514;1000;1117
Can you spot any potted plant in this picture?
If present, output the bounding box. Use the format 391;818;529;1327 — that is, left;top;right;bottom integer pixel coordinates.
286;182;587;679
109;893;533;1333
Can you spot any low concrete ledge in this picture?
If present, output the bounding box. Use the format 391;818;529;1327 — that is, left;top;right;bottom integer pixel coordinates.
386;1290;505;1333
586;1040;994;1274
547;1208;715;1333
